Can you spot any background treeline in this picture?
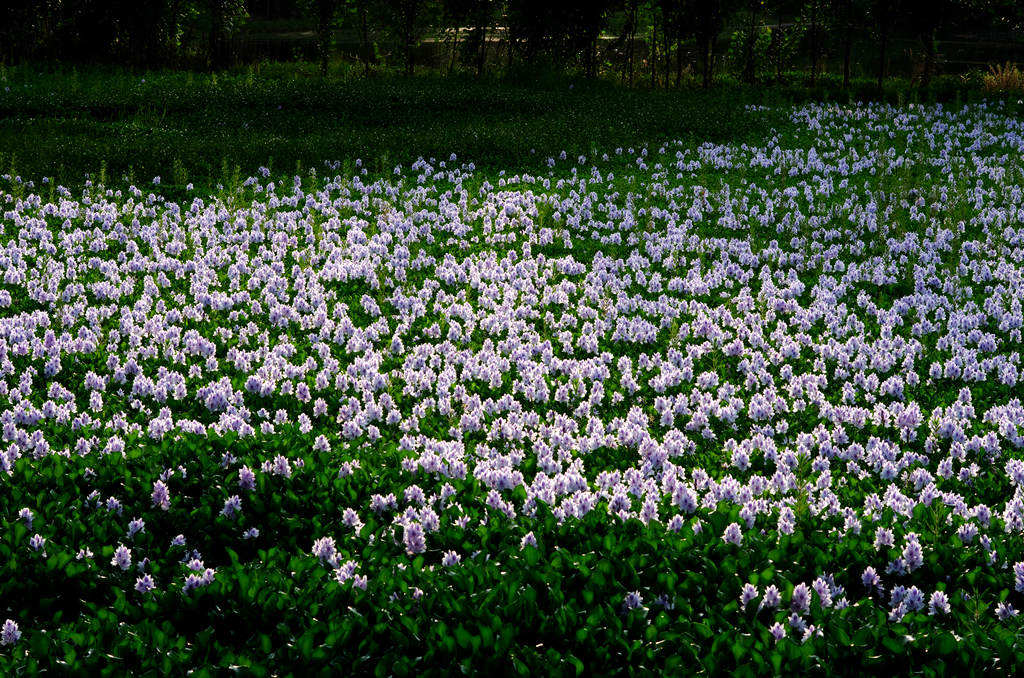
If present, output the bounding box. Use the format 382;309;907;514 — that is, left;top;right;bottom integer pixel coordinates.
1;0;1023;85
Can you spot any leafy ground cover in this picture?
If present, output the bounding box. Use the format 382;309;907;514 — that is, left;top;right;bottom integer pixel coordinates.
0;64;991;195
0;65;785;194
2;99;1024;675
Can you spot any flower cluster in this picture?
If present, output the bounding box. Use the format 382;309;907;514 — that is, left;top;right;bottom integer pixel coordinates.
3;101;1024;652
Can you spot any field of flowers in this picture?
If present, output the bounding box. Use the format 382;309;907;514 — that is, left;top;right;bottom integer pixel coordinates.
2;101;1024;675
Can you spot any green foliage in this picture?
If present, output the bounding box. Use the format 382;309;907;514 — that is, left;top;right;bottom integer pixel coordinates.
1;67;1023;676
0;65;785;192
728;25;774;82
0;0;248;67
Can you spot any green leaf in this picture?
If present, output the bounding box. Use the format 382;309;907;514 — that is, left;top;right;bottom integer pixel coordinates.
455;625;472;649
935;632;958;656
881;636;906;655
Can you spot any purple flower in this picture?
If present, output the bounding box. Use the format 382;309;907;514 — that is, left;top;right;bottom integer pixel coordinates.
768;622;785;644
903;586;925;612
312;536;337;564
17;508;33;530
220;495;242;519
111;544;132;570
403;522;426;555
342;508;363;531
874;527;894;550
370;493;397;514
902;534;924;572
740;583;758;608
623;591;644;611
29;534;45;552
957;523;978;544
723;522;742;546
152;480;170;510
271;455;292;477
760;584;781;610
996;602;1019;621
183;573;204;593
127;518;145;539
1;620;20;646
791;583;811;613
238;466;256;491
170;534;186;547
862;566;881;593
441;550;461;567
135;574;156;594
520;532;538;549
1014;562;1024;593
812;577;832;608
928;590;950;615
335;560;359;584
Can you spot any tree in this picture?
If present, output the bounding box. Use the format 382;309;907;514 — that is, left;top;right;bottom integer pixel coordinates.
506;0;612;75
834;0;857;88
686;0;735;87
302;0;346;75
440;0;500;75
868;0;897;88
206;0;248;69
467;0;500;77
657;0;690;86
350;0;379;75
382;0;440;75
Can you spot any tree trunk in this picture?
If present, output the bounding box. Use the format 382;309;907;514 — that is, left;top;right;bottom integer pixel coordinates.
842;0;852;88
776;23;783;83
676;36;683;86
165;0;184;65
743;1;758;83
627;2;637;87
651;11;657;88
809;0;818;85
920;31;936;87
403;1;416;76
701;34;712;88
448;27;459;74
507;21;514;69
587;35;598;79
209;0;226;70
317;0;333;77
477;24;487;77
664;25;671;88
877;27;888;89
359;3;371;76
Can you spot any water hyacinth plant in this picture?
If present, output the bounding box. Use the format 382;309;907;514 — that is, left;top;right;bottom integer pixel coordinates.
1;101;1024;674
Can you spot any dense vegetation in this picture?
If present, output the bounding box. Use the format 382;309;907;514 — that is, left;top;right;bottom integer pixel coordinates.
2;5;1024;672
2;90;1024;674
0;63;1002;195
4;0;1023;85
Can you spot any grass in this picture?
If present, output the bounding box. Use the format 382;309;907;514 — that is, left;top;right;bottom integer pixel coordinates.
0;62;1001;193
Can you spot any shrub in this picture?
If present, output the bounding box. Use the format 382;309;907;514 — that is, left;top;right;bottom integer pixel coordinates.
983;62;1024;94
